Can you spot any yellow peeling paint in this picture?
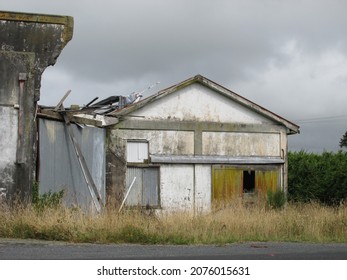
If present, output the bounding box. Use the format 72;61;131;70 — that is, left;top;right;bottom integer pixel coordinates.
212;166;280;207
212;166;243;206
256;170;279;195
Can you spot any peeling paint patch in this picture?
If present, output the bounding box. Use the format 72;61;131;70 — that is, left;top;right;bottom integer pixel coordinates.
0;187;7;200
160;164;194;211
129;84;271;124
202;132;281;157
0;164;16;197
0;107;18;165
116;130;194;155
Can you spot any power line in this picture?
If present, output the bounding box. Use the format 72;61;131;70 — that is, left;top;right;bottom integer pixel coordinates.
294;114;347;124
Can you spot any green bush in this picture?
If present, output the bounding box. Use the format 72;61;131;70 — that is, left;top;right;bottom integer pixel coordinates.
288;151;347;205
267;189;286;210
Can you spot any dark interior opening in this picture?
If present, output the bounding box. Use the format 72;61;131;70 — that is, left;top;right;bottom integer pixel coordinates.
243;170;255;193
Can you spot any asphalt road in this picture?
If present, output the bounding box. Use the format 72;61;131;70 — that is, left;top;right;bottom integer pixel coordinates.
0;238;346;260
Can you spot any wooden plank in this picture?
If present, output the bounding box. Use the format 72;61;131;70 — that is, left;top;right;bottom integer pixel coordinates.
54;90;71;111
38;110;103;127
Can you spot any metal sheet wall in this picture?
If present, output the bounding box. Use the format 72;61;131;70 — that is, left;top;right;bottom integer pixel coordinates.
143;168;159;206
126;167;159;207
125;167;143;206
38;118;106;212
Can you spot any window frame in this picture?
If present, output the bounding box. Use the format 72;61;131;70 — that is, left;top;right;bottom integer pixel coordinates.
126;140;149;164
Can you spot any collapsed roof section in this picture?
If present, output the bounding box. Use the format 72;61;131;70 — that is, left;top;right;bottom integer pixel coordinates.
38;91;142;127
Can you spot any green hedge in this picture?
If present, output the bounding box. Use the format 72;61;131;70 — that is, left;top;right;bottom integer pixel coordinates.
288;151;347;205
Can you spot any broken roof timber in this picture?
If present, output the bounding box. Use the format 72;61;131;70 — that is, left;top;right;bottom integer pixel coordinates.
109;75;300;135
38;108;119;127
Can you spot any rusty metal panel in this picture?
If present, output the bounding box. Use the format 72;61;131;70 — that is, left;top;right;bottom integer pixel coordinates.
38;118;106;211
255;169;280;196
212;166;243;206
202;131;281;157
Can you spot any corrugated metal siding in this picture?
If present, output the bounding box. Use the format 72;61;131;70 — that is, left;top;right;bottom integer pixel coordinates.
125;167;143;206
126;167;159;207
143;168;159;206
39;118;106;211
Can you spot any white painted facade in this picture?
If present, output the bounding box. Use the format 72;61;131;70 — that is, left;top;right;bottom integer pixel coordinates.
109;75;299;213
202;131;282;156
129;83;272;124
156;164;211;213
117;130;194;155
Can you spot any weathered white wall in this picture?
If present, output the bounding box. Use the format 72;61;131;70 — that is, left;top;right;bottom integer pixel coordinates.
160;164;194;211
202;132;281;157
194;164;211;213
0;107;18;193
111;80;292;213
159;164;212;212
116;130;194;155
132;84;273;124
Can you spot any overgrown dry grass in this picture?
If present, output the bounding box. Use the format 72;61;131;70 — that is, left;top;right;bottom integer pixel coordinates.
0;202;346;244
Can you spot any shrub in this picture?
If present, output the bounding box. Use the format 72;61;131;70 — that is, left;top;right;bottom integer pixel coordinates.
267;189;286;210
288;151;347;205
32;182;64;212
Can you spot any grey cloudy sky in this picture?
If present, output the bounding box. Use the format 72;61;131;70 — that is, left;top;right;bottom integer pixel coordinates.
1;0;347;152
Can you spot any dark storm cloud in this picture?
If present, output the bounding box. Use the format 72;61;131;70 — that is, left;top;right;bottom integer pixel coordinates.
1;0;347;151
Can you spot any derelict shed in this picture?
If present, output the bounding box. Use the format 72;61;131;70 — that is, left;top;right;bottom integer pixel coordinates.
107;75;299;213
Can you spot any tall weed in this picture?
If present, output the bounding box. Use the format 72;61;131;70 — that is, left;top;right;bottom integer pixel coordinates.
31;182;64;212
0;202;345;244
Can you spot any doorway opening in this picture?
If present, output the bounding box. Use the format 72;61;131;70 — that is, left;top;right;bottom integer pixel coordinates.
243;170;255;193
